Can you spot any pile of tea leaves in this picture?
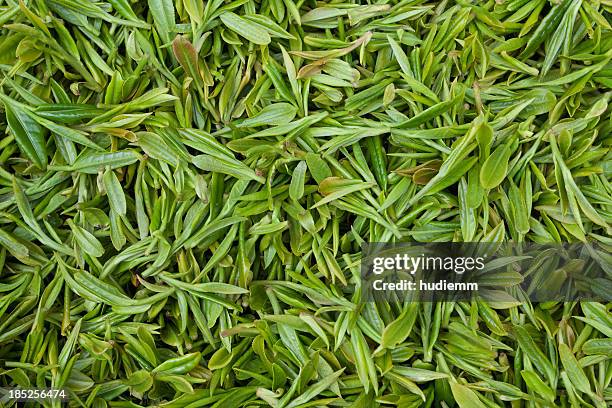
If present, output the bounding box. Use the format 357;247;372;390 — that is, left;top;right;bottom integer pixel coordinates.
0;0;611;407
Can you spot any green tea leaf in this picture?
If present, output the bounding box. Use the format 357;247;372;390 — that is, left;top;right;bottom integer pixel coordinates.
5;103;47;169
220;12;271;45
